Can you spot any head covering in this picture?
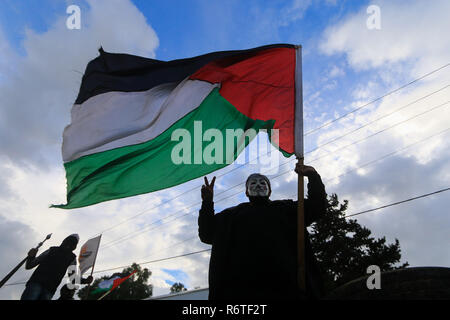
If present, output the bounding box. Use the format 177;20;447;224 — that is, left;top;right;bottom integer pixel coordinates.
68;234;80;242
245;173;272;199
245;173;271;189
60;234;79;250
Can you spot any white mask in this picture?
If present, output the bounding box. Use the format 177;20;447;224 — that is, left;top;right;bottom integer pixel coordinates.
246;176;270;197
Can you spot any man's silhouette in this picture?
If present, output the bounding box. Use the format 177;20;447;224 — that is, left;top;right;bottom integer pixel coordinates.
198;164;327;300
21;234;92;300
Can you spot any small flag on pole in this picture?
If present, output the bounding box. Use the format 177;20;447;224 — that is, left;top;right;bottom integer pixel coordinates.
92;270;137;299
78;235;101;275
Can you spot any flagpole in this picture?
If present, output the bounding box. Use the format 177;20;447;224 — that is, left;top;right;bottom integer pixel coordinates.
294;45;306;293
297;157;306;291
97;270;136;300
97;289;112;301
84;234;102;300
0;234;52;289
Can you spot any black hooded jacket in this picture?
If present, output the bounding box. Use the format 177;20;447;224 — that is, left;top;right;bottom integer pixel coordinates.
198;173;327;300
26;237;77;296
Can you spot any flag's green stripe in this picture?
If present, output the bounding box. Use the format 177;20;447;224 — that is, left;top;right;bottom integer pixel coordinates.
52;88;277;209
90;287;111;295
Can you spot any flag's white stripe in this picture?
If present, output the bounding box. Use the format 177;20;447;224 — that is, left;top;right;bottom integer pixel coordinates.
62;79;219;162
98;276;120;289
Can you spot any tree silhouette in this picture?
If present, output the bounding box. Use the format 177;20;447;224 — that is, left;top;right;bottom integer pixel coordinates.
309;194;409;294
170;282;187;293
77;263;152;300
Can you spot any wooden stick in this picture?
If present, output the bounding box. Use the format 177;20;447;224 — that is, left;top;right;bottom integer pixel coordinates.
297;157;306;292
97;289;112;301
0;257;28;289
0;234;51;289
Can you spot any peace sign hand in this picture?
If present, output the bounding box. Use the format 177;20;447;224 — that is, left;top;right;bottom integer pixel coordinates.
201;176;216;202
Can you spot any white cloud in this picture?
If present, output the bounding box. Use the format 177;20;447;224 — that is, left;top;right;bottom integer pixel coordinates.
319;0;450;75
279;0;312;27
310;0;450;270
1;0;449;300
0;0;163;299
0;0;158;169
0;215;39;299
329;65;344;78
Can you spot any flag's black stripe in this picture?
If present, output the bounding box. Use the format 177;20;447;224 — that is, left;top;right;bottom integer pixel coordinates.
75;44;296;105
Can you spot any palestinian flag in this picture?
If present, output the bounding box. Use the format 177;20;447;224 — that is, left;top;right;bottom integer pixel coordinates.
53;44;302;209
91;271;136;295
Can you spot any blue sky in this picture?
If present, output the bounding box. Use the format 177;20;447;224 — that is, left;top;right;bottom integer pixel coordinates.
162;268;189;286
0;0;367;133
0;0;68;51
0;0;449;299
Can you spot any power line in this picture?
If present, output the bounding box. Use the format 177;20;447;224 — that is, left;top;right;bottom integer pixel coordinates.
6;66;450;289
306;85;449;154
6;132;450;287
346;187;450;218
5;185;448;288
286;126;450;198
303;99;450;163
100;102;450;251
2;281;27;287
138;236;199;261
99;92;450;248
323;127;449;184
100;182;252;250
92;249;212;275
101;125;450;251
276;96;450;170
142;186;450;261
1;249;212;287
100;176;256;249
92;141;275;237
304;62;450;136
100;154;304;250
91;64;450;242
101;150;313;250
100;174;260;249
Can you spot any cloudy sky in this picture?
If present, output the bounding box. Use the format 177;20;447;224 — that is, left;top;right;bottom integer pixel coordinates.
0;0;449;299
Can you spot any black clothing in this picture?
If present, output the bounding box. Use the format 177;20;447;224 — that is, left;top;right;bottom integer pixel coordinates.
27;246;76;296
198;173;327;300
57;284;76;300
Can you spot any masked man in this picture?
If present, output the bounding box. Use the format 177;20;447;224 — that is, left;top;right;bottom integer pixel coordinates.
198;164;327;300
21;234;93;300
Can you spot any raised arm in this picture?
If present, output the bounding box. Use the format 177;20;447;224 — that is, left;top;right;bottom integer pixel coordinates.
25;249;49;270
198;176;216;244
295;164;328;226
